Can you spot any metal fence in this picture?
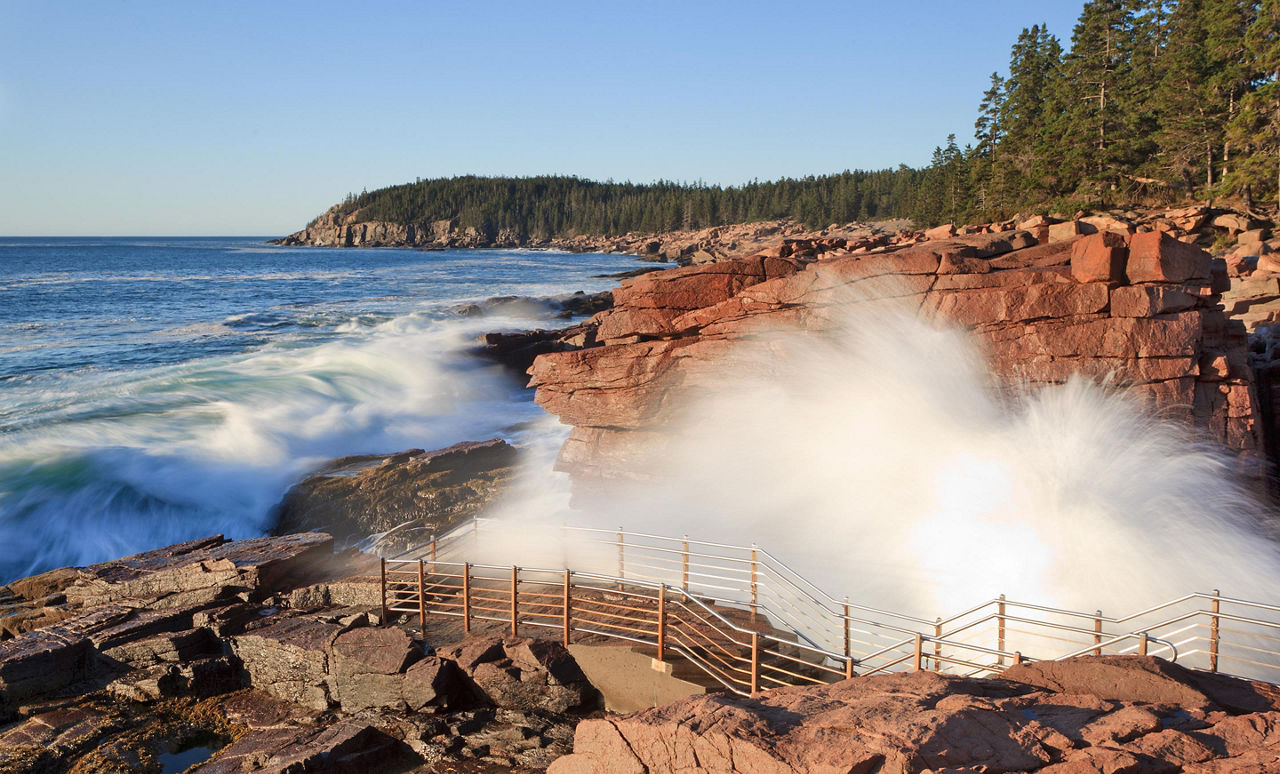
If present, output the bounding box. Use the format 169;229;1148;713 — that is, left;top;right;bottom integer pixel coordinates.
379;518;1280;694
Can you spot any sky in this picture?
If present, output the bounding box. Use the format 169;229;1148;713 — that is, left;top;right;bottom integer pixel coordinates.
0;1;1086;236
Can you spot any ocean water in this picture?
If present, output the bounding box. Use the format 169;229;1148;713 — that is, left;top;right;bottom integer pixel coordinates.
0;237;639;583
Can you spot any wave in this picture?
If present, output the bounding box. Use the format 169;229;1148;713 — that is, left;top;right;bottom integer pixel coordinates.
0;311;545;582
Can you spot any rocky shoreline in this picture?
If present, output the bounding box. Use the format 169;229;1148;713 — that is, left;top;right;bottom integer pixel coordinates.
5;531;1280;772
5;206;1280;771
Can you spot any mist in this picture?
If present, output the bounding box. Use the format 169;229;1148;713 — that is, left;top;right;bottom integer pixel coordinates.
481;291;1280;623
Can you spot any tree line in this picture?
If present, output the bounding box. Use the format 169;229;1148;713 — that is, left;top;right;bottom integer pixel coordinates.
938;0;1279;225
326;0;1278;234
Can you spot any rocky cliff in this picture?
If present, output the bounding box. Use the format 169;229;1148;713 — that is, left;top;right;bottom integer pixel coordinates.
528;219;1266;485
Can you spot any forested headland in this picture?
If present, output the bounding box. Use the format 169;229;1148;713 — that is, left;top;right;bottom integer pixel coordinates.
308;0;1279;237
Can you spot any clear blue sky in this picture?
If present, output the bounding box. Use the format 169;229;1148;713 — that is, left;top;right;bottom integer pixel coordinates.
0;1;1086;236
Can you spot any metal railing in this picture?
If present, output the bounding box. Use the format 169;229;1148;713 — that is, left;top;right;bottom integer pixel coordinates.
378;518;1280;694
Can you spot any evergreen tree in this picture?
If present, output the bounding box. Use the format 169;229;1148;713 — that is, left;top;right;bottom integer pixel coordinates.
1226;0;1280;212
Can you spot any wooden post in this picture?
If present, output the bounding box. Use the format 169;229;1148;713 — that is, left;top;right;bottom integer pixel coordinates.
997;594;1007;666
1210;590;1221;673
657;585;667;662
842;597;851;659
616;527;624;591
844;657;854;680
429;534;437;574
1139;631;1149;656
934;618;942;672
750;632;760;693
912;633;924;672
562;570;572;647
1093;610;1103;656
681;535;689;591
379;558;387;625
417;559;427;634
462;562;472;635
1013;651;1023;666
750;544;759;618
510;566;520;637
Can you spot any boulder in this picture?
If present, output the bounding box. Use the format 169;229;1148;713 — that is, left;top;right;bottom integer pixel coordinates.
231;615;344;711
1050;220;1096;242
1214;212;1254;235
271;440;518;548
924;223;956;240
440;636;598;714
1127;230;1212;283
1071;232;1129;283
327;626;421;713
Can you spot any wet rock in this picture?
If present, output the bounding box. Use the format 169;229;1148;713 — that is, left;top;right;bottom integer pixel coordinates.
192;720;409;773
271;439;517;548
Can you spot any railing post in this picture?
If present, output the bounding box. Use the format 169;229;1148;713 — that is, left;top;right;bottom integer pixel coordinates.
379;558;387;625
429;534;437;574
657;585;667;662
912;633;924;672
750;632;760;693
1210;590;1221;673
844;656;855;680
616;527;624;592
462;562;472;635
842;597;851;660
510;566;520;637
1013;651;1023;666
681;535;689;591
1139;631;1150;656
750;544;759;618
997;594;1007;666
934;618;942;672
562;569;573;647
1094;610;1103;656
417;559;427;634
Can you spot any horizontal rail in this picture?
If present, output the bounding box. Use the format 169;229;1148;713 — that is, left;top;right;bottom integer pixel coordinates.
377;520;1280;692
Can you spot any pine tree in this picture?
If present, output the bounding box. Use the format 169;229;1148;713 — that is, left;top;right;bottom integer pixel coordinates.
1226;0;1280;212
1055;0;1137;204
1000;25;1065;203
973;73;1007;217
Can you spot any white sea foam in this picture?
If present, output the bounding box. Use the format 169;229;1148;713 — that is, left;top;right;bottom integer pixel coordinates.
482;294;1280;622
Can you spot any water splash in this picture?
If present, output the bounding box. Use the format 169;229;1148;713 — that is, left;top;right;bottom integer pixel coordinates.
495;297;1280;619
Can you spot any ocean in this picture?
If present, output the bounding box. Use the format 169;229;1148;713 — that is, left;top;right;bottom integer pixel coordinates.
0;237;640;583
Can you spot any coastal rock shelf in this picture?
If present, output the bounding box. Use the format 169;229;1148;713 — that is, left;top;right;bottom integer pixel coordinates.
527;225;1264;484
0;533;600;771
550;656;1280;773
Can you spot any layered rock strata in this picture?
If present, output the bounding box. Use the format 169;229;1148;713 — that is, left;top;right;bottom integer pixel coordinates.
529;228;1261;483
0;534;601;772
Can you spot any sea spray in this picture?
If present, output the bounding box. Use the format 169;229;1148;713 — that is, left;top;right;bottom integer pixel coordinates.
479;293;1280;625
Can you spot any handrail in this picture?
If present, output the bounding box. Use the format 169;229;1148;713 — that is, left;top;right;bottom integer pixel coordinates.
381;517;1280;691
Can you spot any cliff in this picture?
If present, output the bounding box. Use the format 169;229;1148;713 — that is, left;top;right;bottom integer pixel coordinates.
528;217;1268;486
